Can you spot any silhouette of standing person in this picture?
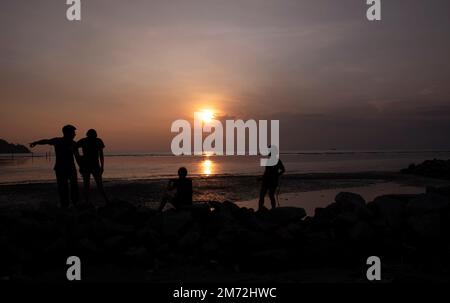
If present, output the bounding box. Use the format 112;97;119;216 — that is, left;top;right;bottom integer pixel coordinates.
258;154;285;211
77;129;108;204
30;124;80;208
158;167;193;211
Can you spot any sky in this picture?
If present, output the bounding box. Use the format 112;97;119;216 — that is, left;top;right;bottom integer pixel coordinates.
1;0;450;153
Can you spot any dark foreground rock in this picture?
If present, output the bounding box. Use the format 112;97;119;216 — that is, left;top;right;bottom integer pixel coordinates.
0;188;449;282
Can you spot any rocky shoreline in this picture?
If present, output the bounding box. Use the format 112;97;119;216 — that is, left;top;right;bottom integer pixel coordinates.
0;139;30;154
401;158;450;180
1;186;450;282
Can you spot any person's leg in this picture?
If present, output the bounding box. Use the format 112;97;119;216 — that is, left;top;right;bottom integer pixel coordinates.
268;183;277;209
158;192;171;211
82;172;91;203
93;171;109;203
159;188;176;211
258;183;268;210
69;170;79;206
55;170;69;208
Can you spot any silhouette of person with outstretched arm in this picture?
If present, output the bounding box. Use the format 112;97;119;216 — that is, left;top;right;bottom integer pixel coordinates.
30;124;81;208
77;129;108;204
158;167;193;211
258;152;285;211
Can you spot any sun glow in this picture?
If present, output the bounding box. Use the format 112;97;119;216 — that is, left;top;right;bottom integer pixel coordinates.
199;109;214;123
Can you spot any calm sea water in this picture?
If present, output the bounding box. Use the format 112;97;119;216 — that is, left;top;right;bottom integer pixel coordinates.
1;151;450;184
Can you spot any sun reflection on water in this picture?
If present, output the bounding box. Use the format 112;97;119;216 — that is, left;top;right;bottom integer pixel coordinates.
200;159;214;176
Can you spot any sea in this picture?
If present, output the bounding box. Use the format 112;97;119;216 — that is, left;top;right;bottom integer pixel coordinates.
1;150;449;184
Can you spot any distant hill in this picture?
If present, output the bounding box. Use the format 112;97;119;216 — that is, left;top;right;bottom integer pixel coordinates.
0;139;31;154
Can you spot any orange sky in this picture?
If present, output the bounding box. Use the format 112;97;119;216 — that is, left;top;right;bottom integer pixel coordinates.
1;1;450;152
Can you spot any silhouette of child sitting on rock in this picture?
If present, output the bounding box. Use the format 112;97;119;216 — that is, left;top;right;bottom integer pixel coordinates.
158;167;193;211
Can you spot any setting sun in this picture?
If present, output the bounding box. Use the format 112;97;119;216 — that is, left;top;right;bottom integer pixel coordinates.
199;110;214;123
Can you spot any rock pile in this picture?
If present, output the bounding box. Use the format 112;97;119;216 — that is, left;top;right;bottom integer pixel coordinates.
0;187;449;281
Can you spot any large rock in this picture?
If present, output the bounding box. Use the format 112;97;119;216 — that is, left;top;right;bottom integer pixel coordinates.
312;205;338;231
348;221;375;241
179;230;201;249
189;203;212;222
78;237;99;255
97;200;137;224
124;246;151;265
101;219;134;236
332;212;359;239
238;229;270;249
162;210;193;237
408;213;443;239
248;249;290;270
43;237;68;257
275;223;304;242
135;226;161;250
201;239;220;256
267;207;306;225
369;195;408;230
407;193;449;215
104;235;127;251
335;192;366;212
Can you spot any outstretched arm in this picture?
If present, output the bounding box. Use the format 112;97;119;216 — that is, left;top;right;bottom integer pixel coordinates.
29;139;52;148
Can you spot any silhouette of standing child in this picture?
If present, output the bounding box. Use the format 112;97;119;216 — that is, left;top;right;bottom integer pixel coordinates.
30;124;81;208
158;167;193;211
77;129;108;204
259;158;285;211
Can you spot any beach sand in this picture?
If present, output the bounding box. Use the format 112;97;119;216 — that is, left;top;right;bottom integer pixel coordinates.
1;171;449;211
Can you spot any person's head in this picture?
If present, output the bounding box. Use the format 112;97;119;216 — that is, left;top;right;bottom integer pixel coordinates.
62;124;76;139
86;129;98;139
178;167;188;179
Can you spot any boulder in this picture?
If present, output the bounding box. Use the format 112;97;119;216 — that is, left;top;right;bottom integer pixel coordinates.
238;229;269;249
348;221;374;241
189;203;212;222
78;237;99;255
135;226;161;250
43;237;68;256
201;239;220;256
102;219;134;236
333;212;358;228
407;193;449;215
104;235;127;251
335;192;365;213
179;231;201;250
162;210;193;237
222;201;241;212
275;223;304;242
369;195;407;229
97;200;137;224
408;213;443;239
124;246;151;265
248;249;290;270
312;206;337;230
267;207;306;225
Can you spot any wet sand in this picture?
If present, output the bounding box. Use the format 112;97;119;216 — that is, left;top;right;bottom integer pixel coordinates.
239;182;426;215
1;171;449;211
